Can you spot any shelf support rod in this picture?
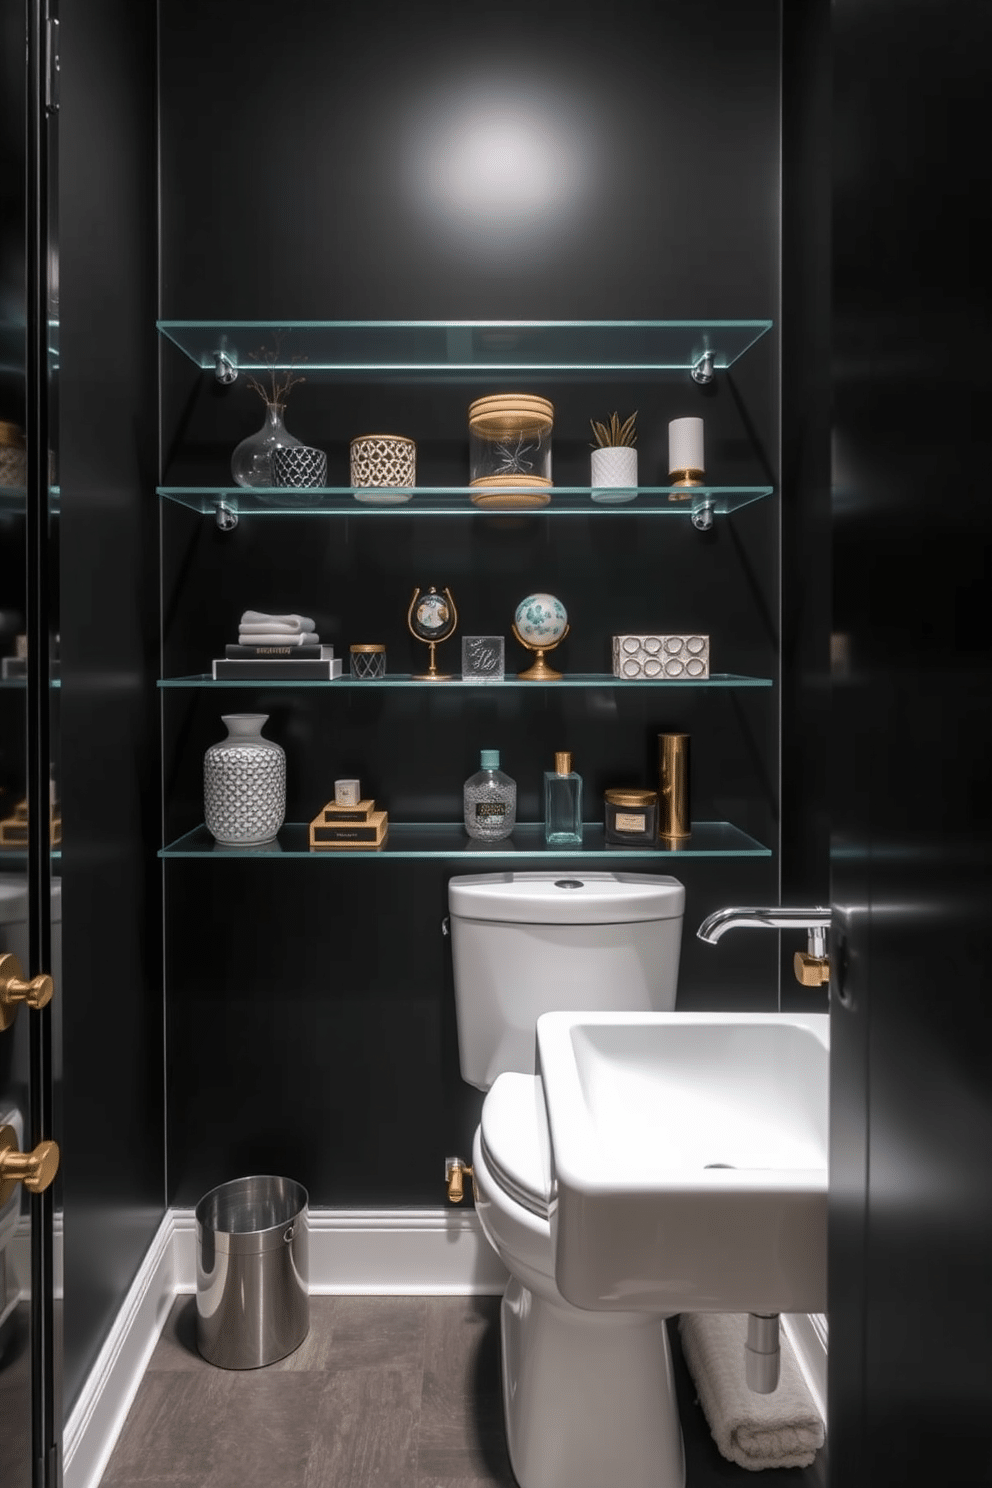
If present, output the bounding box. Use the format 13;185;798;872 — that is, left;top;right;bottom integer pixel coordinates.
214;501;238;531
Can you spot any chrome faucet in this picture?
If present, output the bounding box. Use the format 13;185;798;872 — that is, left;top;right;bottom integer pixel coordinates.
696;906;832;986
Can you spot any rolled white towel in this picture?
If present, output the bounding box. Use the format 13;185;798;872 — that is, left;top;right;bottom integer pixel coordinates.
240;611;315;632
238;631;321;646
677;1314;824;1472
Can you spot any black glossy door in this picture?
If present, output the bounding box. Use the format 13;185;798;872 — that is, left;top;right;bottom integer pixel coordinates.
0;2;60;1485
828;0;992;1481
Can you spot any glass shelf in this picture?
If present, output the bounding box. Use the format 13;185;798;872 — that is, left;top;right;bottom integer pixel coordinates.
159;672;771;690
157;320;772;374
0;486;61;515
158;485;773;517
160;821;771;859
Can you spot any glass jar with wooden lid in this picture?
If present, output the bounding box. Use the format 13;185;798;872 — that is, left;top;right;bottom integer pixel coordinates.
468;393;553;508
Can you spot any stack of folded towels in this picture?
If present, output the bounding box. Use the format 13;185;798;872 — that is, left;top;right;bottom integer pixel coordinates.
236;610;321;648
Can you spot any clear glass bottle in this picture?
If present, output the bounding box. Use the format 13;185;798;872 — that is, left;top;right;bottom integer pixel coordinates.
463;749;517;842
544;750;583;846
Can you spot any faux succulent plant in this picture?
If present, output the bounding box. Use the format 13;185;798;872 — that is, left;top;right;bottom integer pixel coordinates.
589;411;638;448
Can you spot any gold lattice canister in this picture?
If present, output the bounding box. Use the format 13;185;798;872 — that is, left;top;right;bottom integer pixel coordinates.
350;433;417;504
0;421;26;489
468;393;554;508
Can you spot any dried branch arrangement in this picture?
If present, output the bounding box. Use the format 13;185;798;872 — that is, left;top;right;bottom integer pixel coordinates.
589;411;638;448
244;336;307;407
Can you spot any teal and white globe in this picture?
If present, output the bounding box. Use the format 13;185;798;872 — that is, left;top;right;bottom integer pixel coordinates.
514;593;568;647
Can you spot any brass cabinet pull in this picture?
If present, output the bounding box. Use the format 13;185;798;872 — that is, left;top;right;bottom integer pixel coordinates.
0;952;54;1032
0;1123;60;1207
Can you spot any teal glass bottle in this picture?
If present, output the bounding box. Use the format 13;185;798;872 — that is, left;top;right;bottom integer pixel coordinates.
544;751;583;846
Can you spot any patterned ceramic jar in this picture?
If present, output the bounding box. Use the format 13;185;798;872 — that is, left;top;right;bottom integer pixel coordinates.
203;714;286;846
350;434;416;503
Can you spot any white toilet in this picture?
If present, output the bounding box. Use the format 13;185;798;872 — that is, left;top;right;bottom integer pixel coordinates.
448;870;688;1488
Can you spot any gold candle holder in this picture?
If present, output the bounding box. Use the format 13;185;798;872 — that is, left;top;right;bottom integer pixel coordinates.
667;467;705;502
658;733;690;841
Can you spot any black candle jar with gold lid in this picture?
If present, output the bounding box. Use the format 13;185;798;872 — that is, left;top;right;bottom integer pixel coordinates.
604;788;658;846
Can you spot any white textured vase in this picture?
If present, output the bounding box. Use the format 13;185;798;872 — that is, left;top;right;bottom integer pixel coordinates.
203;714;286;846
590;445;639;504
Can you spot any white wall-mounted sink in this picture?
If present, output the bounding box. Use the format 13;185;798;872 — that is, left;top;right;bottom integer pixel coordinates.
536;1011;829;1316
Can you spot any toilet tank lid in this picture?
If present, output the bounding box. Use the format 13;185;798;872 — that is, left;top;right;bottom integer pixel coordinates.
448;871;685;925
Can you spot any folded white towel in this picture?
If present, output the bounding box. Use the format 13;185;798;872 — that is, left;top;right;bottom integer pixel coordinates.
240;611;315;632
678;1314;824;1472
238;631;321;647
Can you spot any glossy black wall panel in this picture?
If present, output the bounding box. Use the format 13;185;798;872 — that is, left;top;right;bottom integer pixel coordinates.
58;0;163;1413
159;0;779;320
158;0;783;1206
828;0;992;1478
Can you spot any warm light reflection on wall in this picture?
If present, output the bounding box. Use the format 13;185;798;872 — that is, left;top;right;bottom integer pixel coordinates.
407;81;597;251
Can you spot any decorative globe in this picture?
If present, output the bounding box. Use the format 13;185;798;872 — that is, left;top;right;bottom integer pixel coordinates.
514;593;568;647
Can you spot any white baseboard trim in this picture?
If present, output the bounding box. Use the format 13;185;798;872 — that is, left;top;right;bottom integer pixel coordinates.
62;1211;179;1488
170;1205;509;1295
782;1311;828;1426
61;1207;826;1488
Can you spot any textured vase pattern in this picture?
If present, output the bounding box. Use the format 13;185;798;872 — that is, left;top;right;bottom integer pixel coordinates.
204;715;286;846
590;445;638;503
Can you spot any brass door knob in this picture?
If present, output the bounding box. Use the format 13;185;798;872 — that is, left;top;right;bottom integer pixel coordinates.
794;951;831;987
0;1123;60;1207
0;951;54;1032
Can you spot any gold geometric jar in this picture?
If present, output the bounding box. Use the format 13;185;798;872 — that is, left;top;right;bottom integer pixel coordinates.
468;393;554;508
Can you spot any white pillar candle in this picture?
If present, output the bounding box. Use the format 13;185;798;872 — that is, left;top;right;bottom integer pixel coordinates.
668;417;705;474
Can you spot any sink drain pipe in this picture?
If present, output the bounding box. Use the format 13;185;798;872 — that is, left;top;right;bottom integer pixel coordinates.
745;1312;781;1393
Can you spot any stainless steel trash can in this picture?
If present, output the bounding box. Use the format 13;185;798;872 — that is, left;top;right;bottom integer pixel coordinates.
195;1174;309;1369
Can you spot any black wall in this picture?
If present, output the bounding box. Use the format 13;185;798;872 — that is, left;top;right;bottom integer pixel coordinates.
158;0;791;1208
58;0;163;1413
828;0;992;1480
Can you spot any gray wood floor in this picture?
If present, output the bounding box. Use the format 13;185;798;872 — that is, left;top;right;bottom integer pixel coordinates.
96;1295;828;1488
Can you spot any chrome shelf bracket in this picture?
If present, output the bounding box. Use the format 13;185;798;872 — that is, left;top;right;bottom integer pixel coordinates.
691;500;715;531
691;349;715;385
214;501;238;531
214;351;238;385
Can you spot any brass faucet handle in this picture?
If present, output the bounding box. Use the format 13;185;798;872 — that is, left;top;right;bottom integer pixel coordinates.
0;952;54;1031
794;951;831;987
0;1124;61;1207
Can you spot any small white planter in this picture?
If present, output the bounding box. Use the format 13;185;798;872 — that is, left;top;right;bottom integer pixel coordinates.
590;445;638;504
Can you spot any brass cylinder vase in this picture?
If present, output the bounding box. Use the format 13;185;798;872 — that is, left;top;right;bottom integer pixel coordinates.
658;733;690;842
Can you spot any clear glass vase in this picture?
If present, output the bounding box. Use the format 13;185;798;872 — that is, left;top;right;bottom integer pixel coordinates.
231;401;303;489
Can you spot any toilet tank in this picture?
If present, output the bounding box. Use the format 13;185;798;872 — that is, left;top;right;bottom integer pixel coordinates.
448;871;685;1089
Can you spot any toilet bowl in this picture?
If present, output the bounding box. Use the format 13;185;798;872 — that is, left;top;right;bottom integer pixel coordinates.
470;1074;685;1488
447;872;688;1488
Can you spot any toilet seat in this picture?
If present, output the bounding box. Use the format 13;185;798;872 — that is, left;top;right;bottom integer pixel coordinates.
479;1073;553;1219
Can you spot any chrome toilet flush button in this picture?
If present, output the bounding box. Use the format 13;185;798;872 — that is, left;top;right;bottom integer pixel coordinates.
554;879;585;889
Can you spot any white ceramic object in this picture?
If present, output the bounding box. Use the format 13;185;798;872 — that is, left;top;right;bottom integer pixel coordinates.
447;870;688;1488
590;444;638;504
203;714;286;846
447;872;685;1088
537;1010;829;1315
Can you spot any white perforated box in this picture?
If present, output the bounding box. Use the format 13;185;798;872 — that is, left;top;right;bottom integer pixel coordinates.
612;634;710;680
